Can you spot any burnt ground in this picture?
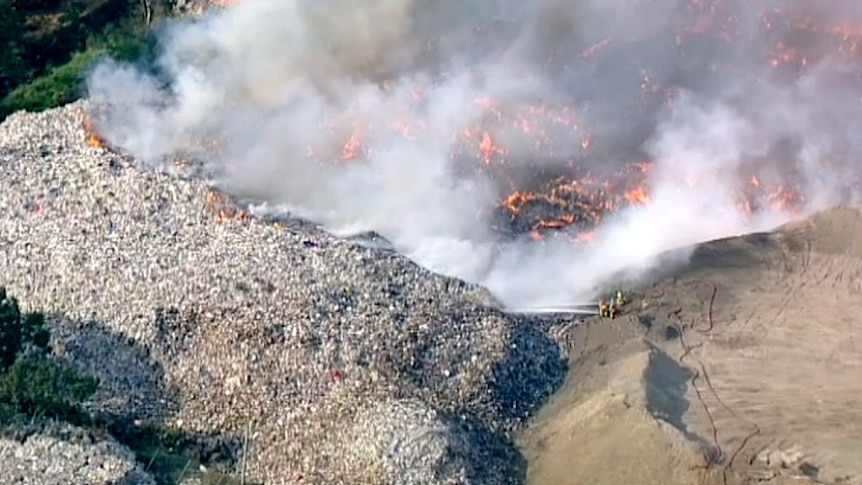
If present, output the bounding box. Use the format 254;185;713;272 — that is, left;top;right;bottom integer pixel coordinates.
519;206;862;485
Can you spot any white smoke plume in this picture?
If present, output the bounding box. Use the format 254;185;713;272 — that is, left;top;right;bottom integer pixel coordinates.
86;0;862;308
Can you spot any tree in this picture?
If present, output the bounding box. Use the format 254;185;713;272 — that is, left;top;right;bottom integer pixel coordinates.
0;3;28;96
0;287;23;369
142;0;153;28
0;287;50;370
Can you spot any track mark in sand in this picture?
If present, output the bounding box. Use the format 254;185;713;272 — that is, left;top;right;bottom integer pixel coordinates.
739;309;758;333
764;281;803;334
698;360;761;483
738;268;805;350
802;238;812;273
764;235;807;315
815;257;837;285
672;281;762;485
699;282;763;483
648;279;670;300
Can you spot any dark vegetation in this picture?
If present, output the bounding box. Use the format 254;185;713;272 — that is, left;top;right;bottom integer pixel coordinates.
0;287;243;484
0;2;248;482
0;0;176;120
0;288;93;421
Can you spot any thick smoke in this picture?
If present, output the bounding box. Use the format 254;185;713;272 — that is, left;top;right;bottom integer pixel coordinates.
86;0;862;308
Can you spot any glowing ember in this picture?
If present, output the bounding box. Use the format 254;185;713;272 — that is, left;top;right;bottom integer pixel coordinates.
205;190;251;223
492;167;648;239
624;187;650;205
87;134;104;149
82;116;107;150
341;132;363;161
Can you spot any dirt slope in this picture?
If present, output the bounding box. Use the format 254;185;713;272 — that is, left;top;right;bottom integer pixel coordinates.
520;206;862;485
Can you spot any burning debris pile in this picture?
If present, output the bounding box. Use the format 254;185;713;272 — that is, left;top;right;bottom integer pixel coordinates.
83;115;254;225
494;164;651;242
492;163;808;242
83;0;862;281
82;114;107;150
259;0;858;242
446;0;862;241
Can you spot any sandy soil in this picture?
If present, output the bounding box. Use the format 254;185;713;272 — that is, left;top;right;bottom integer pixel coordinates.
519;207;862;485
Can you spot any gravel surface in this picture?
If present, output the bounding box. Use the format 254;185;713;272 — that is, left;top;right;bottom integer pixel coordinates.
0;101;568;484
0;422;156;485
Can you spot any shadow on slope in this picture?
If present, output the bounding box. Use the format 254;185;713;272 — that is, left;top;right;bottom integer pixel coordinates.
635;205;862;482
15;314;243;485
491;317;568;424
463;316;569;484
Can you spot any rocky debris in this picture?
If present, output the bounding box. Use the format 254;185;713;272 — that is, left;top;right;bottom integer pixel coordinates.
174;0;233;16
0;101;567;484
757;446;805;470
0;422;156;485
749;446;831;483
338;398;468;484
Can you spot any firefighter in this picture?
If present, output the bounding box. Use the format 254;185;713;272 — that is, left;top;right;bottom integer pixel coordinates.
608;302;618;319
598;300;609;318
616;290;627;307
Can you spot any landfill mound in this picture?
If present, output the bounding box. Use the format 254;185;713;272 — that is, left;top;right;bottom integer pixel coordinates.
520;206;862;485
0;102;569;485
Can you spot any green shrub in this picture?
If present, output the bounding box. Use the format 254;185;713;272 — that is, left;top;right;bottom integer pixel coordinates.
0;287;98;422
0;26;160;119
0;287;242;484
0;288;51;369
0;289;24;369
91;23;161;63
201;469;243;485
10;0;65;12
0;48;106;117
0;358;98;421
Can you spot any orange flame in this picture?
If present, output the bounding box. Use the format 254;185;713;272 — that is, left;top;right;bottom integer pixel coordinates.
342;132;363;160
82;115;107;149
479;132;502;166
624;187;650;205
205;190;251;223
571;231;596;245
87;134;105;149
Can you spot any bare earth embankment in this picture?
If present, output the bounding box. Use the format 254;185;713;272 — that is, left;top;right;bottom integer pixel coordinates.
521;207;862;485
